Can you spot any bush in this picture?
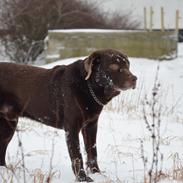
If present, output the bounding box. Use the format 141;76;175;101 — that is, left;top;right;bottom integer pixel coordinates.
0;0;140;64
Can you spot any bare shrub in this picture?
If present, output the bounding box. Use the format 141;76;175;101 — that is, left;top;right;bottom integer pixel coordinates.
107;12;140;30
0;0;57;64
140;66;164;183
0;0;140;64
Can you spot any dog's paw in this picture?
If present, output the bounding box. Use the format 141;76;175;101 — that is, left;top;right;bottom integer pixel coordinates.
76;170;93;182
86;161;100;174
90;167;100;174
76;175;93;182
76;174;93;182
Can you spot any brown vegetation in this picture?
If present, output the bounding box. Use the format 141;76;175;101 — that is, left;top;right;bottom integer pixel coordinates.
0;0;140;64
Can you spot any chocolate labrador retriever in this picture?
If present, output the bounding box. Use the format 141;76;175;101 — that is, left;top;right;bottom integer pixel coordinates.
0;49;137;182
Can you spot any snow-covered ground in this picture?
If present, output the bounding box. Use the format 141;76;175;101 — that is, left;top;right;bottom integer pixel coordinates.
0;44;183;183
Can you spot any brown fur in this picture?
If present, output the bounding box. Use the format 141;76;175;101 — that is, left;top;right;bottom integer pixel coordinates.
0;49;137;182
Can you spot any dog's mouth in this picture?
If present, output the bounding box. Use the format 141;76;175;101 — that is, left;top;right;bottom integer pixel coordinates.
114;81;136;91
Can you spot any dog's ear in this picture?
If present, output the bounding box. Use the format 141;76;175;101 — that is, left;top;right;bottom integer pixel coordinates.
84;52;100;80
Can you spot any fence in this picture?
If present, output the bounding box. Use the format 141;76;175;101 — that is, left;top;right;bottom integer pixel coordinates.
144;7;181;32
46;29;178;62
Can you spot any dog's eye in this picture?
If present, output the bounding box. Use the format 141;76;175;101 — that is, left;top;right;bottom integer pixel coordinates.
121;57;130;68
109;64;119;71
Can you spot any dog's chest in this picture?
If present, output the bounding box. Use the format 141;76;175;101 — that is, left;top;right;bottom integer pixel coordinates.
76;99;102;124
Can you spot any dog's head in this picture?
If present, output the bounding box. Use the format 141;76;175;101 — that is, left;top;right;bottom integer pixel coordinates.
84;49;137;91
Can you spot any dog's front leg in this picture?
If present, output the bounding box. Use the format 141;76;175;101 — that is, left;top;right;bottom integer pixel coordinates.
82;120;100;174
65;129;93;182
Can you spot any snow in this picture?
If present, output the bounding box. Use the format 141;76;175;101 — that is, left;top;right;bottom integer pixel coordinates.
49;29;144;33
0;44;183;183
46;54;60;59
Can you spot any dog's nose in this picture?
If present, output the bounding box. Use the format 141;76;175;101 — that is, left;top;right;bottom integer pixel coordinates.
132;75;137;82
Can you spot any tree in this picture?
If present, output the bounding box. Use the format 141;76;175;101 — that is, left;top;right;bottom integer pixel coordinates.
0;0;140;64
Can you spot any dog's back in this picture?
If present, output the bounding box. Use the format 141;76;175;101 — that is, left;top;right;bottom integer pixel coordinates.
0;62;49;93
0;62;65;125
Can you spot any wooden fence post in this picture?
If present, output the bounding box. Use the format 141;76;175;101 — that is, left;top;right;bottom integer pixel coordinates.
161;7;165;31
150;6;154;31
144;7;147;31
175;10;180;33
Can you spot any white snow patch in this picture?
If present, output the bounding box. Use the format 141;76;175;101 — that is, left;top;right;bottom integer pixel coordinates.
49;29;144;33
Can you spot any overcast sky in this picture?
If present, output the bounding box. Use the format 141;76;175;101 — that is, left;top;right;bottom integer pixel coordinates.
82;0;183;29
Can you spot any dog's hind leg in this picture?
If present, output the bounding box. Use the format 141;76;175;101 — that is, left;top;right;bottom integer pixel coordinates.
0;105;18;166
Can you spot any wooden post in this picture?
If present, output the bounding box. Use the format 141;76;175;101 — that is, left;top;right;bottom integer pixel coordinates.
161;7;165;31
144;7;147;31
175;10;180;32
150;6;154;31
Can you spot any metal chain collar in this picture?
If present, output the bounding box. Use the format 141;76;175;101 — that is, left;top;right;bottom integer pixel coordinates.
87;81;105;106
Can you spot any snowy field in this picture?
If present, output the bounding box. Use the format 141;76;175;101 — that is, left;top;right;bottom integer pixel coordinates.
0;44;183;183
